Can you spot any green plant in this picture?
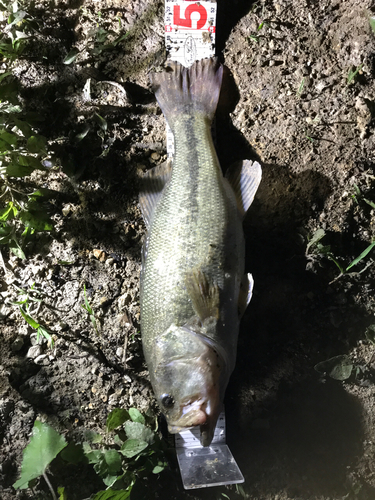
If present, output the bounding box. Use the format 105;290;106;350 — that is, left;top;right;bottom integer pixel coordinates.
347;63;363;85
13;409;168;499
352;183;375;209
370;16;375;35
63;9;127;66
0;1;55;260
81;284;100;334
306;228;375;281
13;420;67;498
297;77;305;98
10;282;54;346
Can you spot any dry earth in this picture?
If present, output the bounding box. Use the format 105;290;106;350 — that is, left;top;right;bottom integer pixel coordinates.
1;0;375;499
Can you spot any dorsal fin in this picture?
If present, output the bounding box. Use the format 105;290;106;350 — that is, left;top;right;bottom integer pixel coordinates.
138;159;172;230
225;160;262;217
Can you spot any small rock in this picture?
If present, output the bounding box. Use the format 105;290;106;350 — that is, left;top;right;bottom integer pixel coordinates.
105;257;115;267
11;337;24;352
116;347;123;359
93;249;106;262
26;345;43;358
34;354;49;365
151;152;160;161
62;204;72;216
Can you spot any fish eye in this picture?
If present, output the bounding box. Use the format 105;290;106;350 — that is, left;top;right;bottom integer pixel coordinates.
161;394;174;408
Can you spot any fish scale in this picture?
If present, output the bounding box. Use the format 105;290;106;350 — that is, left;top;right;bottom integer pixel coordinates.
139;58;261;447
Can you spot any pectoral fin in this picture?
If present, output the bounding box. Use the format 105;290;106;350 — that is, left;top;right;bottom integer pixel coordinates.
238;273;254;318
139;159;172;230
225;160;262;218
185;269;220;322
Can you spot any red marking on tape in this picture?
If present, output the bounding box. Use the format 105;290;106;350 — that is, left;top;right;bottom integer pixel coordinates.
173;4;208;30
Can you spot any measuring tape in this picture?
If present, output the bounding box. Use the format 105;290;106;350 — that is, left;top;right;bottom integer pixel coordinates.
164;1;217;156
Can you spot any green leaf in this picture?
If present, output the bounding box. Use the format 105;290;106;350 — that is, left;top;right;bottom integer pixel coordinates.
0;71;12;84
63;47;80;65
152;463;166;474
120;439;148;458
27;135;47;153
314;355;353;381
128;408;145;424
60;442;85;464
19;209;54;231
124;421;154;444
0;129;17;147
92;489;131;500
103;449;122;475
13;420;67;489
58;486;68;500
9;242;26;260
12;118;33;138
37;325;54;347
363;197;375;209
83;430;103;443
85;449;103;464
346;241;375;272
6;163;35;177
0;201;17;221
75;123;90;142
106;408;129;433
94;113;107;131
306;228;325;253
370;16;375;35
19;305;39;329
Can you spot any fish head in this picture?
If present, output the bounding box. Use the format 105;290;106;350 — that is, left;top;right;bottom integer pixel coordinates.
151;323;227;446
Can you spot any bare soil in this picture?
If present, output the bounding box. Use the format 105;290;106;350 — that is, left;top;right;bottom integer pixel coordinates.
1;0;375;499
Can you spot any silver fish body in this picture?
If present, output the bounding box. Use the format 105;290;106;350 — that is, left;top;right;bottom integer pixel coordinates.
139;58;261;446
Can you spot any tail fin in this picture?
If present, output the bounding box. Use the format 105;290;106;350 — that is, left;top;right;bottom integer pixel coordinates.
150;58;223;128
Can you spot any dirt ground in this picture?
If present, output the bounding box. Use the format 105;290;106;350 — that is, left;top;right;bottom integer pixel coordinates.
1;0;375;499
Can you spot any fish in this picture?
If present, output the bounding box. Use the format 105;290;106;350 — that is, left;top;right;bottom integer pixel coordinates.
139;57;261;447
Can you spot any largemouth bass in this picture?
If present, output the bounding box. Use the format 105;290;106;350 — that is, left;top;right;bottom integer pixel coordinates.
139;58;261;446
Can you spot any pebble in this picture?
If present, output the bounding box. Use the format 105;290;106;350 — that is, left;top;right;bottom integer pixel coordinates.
34;354;49;365
151;152;160;161
116;347;123;359
26;345;43;358
93;249;106;262
11;337;24;352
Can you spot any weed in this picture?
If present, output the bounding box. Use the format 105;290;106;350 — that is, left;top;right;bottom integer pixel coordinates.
352;183;375;209
370;16;375;35
0;1;56;260
81;284;100;334
347;63;363;85
297;77;305;98
9;282;54;346
306;228;375;281
63;8;127;65
13;408;167;499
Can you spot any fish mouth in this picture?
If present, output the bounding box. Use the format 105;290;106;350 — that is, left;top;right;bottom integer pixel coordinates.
167;399;208;433
167;403;218;447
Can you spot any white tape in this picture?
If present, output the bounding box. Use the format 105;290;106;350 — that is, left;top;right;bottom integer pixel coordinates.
164;1;217;156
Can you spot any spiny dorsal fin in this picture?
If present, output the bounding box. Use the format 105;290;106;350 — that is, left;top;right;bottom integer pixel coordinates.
139;159;172;230
185;269;220;322
238;273;254;318
225;160;262;217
